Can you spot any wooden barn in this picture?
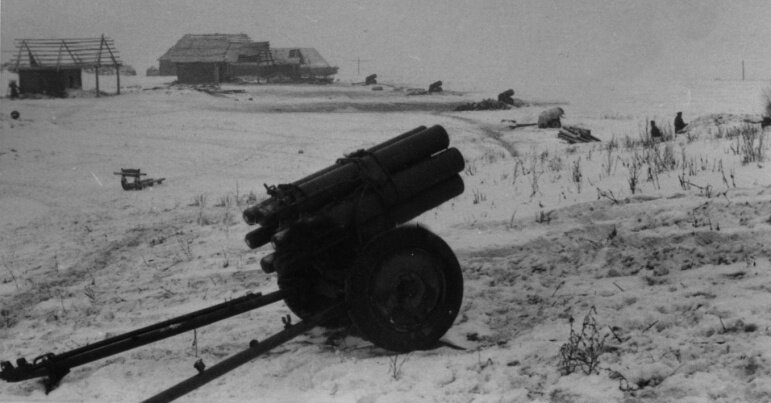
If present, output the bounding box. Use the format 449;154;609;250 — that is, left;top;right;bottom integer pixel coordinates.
158;34;338;84
9;36;123;97
159;34;251;84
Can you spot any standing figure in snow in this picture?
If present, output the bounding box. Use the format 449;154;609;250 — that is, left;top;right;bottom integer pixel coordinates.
674;112;687;134
8;80;19;99
650;120;663;141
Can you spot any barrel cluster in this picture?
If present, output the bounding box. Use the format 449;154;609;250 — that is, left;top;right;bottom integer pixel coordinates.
242;125;465;274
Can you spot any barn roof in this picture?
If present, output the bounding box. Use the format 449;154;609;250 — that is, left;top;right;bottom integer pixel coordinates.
272;48;338;75
9;36;122;70
237;41;274;64
270;48;302;66
159;34;252;63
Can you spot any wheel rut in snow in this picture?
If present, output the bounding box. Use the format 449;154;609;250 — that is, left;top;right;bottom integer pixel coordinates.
442;114;518;157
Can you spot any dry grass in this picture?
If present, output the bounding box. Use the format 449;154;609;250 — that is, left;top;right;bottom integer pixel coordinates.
728;124;766;164
558;306;609;376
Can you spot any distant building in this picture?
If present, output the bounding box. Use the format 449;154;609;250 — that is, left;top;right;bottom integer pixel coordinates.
158;33;251;83
9;36;123;97
157;33;338;84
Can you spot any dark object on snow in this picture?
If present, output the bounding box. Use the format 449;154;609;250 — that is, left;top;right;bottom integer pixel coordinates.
558;126;600;143
538;107;565;128
674;112;687;133
243;125;464;352
371;85;383;91
365;74;377;85
114;168;165;190
744;116;771;128
454;98;511;111
501;119;537;129
8;80;19;99
650;120;662;140
498;89;515;105
1;125;465;403
10;111;20;120
428;80;443;93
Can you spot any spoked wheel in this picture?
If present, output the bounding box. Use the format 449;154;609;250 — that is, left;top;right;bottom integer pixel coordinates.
346;225;463;352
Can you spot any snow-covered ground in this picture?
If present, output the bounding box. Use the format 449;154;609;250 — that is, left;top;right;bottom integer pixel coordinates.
1;76;770;403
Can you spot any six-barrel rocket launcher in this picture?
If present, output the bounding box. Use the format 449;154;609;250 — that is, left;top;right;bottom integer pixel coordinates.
242;124;466;353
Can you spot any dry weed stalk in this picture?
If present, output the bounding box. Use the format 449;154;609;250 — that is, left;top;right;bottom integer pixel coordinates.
472;189;487;205
571;158;582;193
729;125;766;164
558;306;609;376
388;353;409;380
529;155;541;197
511;158;525;185
2;253;20;291
627;159;641;195
603;141;615;177
597;188;620;204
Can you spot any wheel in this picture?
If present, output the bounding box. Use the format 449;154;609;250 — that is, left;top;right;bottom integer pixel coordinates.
346;225;463;352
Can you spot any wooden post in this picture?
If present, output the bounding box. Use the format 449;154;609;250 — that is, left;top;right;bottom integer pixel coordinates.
116;63;121;95
96;34;104;97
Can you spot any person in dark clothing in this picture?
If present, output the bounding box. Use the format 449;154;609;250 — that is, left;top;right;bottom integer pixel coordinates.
674;112;687;133
8;80;19;99
498;89;515;105
650;120;662;141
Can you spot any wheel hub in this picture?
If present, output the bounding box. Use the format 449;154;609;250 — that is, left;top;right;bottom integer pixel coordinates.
372;249;443;331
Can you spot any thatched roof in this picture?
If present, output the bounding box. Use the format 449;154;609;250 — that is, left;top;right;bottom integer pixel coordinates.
9;36;122;70
270;48;303;66
272;48;338;76
159;34;251;63
237;41;274;64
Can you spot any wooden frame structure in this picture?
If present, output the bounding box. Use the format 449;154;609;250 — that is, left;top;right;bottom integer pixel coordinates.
10;35;123;96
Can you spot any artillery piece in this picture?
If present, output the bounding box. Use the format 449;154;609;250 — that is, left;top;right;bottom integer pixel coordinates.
0;125;465;402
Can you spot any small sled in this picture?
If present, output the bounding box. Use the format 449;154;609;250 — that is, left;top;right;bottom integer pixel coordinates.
114;168;165;191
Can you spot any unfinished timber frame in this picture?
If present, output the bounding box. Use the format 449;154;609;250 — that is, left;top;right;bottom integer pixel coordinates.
10;35;123;97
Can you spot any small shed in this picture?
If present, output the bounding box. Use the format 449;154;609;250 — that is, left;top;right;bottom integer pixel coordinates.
160;34;250;84
9;36;123;97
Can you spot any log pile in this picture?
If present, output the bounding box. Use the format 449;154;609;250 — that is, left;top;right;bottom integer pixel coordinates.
558;126;600;143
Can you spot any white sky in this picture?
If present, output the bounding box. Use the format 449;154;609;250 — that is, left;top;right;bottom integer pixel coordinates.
2;0;770;92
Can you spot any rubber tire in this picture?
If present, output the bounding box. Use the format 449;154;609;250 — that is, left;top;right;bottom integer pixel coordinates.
346;225;463;352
